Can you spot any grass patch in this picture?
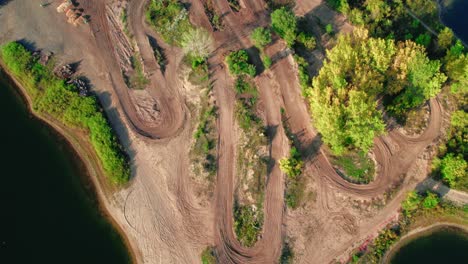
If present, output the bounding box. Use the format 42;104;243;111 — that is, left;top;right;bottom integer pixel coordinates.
145;0;193;46
331;151;375;184
0;42;130;184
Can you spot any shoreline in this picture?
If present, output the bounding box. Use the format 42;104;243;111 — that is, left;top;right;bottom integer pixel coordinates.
0;62;140;264
382;222;468;263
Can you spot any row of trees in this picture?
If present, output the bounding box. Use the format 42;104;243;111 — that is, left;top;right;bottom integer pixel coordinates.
1;42;130;184
306;28;446;154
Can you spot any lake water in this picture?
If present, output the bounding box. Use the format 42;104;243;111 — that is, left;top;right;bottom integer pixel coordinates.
389;226;468;264
440;0;468;43
0;69;131;264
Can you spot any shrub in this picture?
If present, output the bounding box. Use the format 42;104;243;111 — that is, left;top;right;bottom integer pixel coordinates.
226;50;256;77
271;7;297;46
251;27;272;49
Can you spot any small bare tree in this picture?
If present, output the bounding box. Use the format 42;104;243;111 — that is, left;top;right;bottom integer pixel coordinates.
181;27;214;59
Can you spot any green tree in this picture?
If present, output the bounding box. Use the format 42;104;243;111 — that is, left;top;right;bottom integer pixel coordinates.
271;7;297;47
415;33;431;47
440;153;467;187
438;27;454;50
251;27;272;49
390;47;446;115
308;28;392;154
445;53;468;94
327;0;349;14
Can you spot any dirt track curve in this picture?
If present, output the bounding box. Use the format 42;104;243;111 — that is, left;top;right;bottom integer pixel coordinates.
82;0;444;262
81;0;185;139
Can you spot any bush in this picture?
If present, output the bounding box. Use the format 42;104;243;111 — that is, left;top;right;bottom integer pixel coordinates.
251;27;272;49
0;42;130;184
271;7;297;46
226;50;256;77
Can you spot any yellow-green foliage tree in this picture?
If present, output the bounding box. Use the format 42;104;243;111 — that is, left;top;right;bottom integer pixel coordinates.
306;28;446;155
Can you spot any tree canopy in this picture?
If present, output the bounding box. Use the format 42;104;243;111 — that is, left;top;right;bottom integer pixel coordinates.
271;7;297;47
306;28;445;154
250;27;272;49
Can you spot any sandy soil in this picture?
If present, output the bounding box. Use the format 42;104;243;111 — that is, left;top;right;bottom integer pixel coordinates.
1;0;463;263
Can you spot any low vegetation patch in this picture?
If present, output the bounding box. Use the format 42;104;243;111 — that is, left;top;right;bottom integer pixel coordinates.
234;202;264;247
191;88;217;181
280;147;305;208
0;42;129;184
331;151;375;184
232;76;267;247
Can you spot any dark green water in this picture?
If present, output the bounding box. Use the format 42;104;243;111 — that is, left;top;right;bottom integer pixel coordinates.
441;0;468;43
0;69;131;264
390;227;468;264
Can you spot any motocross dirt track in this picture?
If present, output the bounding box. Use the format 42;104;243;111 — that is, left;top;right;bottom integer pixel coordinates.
84;0;444;262
0;0;446;263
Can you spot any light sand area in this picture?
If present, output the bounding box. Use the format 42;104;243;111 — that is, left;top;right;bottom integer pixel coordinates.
0;1;212;263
